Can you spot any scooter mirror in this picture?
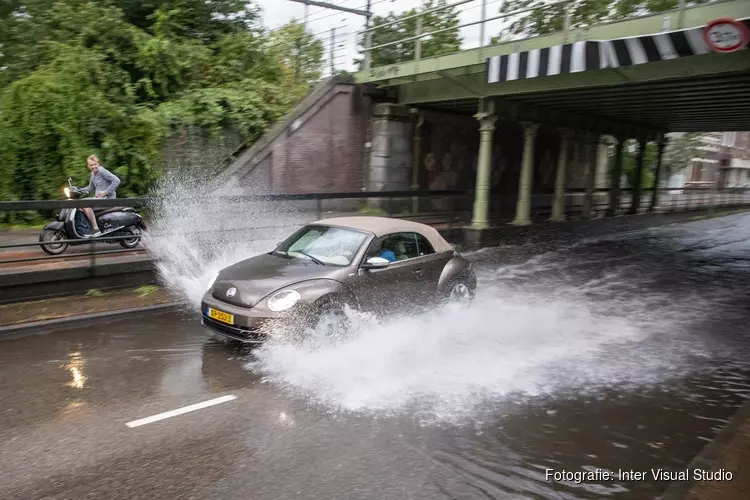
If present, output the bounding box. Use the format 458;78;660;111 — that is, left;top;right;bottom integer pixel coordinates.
67;177;73;187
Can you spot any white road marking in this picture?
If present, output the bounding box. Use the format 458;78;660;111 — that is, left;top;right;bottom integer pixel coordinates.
126;395;237;428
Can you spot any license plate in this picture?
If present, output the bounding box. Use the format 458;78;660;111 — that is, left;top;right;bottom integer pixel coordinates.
207;307;234;325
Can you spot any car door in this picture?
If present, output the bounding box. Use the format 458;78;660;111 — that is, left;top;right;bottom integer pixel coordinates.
346;233;420;315
398;232;454;305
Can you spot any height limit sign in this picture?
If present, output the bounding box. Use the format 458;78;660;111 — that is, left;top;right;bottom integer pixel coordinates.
703;18;750;53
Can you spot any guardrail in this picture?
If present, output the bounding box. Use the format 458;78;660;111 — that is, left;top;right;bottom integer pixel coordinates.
359;0;708;71
2;186;749;268
0;190;470;271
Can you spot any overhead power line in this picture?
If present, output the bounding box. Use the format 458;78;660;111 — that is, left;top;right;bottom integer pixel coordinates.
286;0;372;18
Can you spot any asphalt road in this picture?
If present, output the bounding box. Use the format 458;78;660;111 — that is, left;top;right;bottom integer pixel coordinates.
2;212;750;499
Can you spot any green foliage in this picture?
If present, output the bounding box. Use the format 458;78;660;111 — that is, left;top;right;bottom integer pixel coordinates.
662;132;703;176
268;21;326;89
358;205;389;216
495;0;709;40
136;284;160;296
357;0;462;68
0;1;326;201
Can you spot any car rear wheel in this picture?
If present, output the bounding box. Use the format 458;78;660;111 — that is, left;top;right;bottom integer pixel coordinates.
446;278;473;305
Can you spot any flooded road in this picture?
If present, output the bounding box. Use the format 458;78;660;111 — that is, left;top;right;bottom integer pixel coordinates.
1;213;750;499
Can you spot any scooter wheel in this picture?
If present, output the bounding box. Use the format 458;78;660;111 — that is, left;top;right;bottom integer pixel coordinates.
119;228;141;249
39;229;68;255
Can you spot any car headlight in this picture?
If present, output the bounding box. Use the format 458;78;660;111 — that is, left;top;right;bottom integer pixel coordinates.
206;273;219;292
267;289;301;312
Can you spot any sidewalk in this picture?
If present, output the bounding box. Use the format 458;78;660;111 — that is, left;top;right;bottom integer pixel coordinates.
0;285;175;328
662;401;750;500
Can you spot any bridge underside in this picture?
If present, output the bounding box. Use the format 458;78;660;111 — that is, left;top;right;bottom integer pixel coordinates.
416;70;750;133
372;54;750;234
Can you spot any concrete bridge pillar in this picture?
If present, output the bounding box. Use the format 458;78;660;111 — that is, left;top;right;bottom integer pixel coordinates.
550;129;571;222
470;105;497;230
368;104;413;194
582;132;600;219
629;137;648;214
649;135;667;212
596;136;616;189
607;138;625;217
513;122;539;226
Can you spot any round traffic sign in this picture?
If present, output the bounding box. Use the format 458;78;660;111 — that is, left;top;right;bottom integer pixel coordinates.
702;18;750;53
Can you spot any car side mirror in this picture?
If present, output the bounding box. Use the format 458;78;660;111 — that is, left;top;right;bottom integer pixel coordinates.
362;256;390;270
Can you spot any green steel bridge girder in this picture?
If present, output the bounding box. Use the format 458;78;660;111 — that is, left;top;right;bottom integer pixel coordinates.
355;0;750;134
356;0;750;86
396;50;750;136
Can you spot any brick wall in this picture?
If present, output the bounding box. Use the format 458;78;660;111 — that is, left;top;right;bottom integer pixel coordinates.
233;82;372;195
225;79;602;205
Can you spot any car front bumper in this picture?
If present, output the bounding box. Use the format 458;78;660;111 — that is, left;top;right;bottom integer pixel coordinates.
200;293;279;343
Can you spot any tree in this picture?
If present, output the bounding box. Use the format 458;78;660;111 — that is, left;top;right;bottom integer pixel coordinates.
661;132;703;179
356;0;462;68
267;20;325;92
494;0;709;40
0;0;328;203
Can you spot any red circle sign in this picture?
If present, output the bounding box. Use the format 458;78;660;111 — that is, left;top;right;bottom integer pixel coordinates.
703;18;750;53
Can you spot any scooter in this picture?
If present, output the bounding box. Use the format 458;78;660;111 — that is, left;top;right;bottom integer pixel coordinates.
39;178;147;255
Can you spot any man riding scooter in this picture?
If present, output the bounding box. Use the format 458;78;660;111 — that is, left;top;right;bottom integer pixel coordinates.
80;154;121;237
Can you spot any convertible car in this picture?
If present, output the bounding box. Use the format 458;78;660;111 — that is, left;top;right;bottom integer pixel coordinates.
200;216;477;343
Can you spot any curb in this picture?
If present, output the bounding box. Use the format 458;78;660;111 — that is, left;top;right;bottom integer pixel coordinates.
658;398;750;499
0;302;182;339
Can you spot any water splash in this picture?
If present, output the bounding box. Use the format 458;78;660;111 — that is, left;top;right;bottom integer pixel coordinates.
246;229;718;425
143;172;309;307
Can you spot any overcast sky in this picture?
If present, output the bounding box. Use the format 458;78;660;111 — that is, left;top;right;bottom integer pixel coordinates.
256;0;509;74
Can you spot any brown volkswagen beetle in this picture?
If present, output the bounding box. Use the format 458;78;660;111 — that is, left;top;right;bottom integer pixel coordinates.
200;216;476;343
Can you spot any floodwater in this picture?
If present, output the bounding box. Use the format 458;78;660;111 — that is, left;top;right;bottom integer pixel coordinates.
3;206;750;499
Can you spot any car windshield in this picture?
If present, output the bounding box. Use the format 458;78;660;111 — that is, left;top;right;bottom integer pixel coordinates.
275;225;368;266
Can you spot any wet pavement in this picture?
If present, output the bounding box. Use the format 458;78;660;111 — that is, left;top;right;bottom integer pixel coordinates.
2;212;750;499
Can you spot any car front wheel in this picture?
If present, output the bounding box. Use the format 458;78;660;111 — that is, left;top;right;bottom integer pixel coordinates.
309;300;352;339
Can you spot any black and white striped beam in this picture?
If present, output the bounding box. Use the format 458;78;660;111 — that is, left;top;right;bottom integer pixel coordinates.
487;18;750;84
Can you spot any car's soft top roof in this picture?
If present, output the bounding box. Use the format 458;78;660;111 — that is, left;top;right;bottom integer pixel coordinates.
313;216;454;252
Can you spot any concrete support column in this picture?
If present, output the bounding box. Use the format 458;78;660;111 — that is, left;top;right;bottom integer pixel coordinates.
470;108;497;229
582;133;600;219
513;122;539;226
410;110;424;213
649;135;667;212
368;104;413;208
629;137;648;215
595;136;614;189
550;129;571;222
607;138;625;217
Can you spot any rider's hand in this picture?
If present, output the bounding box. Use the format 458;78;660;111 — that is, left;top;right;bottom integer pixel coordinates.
95;192;104;198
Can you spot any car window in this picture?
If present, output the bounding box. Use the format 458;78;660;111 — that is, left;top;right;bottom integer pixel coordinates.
366;232;429;262
415;234;435;256
281;225;368;266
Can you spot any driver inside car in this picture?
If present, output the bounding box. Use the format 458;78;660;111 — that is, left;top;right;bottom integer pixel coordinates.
378;242;397;262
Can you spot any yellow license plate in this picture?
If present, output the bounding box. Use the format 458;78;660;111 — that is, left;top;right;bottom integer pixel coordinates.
207;308;234;325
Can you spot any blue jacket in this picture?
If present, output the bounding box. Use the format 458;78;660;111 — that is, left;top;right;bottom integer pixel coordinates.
379;250;396;262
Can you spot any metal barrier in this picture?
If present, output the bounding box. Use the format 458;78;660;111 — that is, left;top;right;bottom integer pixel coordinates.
359;0;712;70
0;189;470;271
2;186;750;272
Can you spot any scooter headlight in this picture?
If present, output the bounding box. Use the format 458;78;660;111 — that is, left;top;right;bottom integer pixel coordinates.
63;187;70;198
267;289;301;312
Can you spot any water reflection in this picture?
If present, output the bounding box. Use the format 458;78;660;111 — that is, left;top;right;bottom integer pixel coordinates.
64;352;86;389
